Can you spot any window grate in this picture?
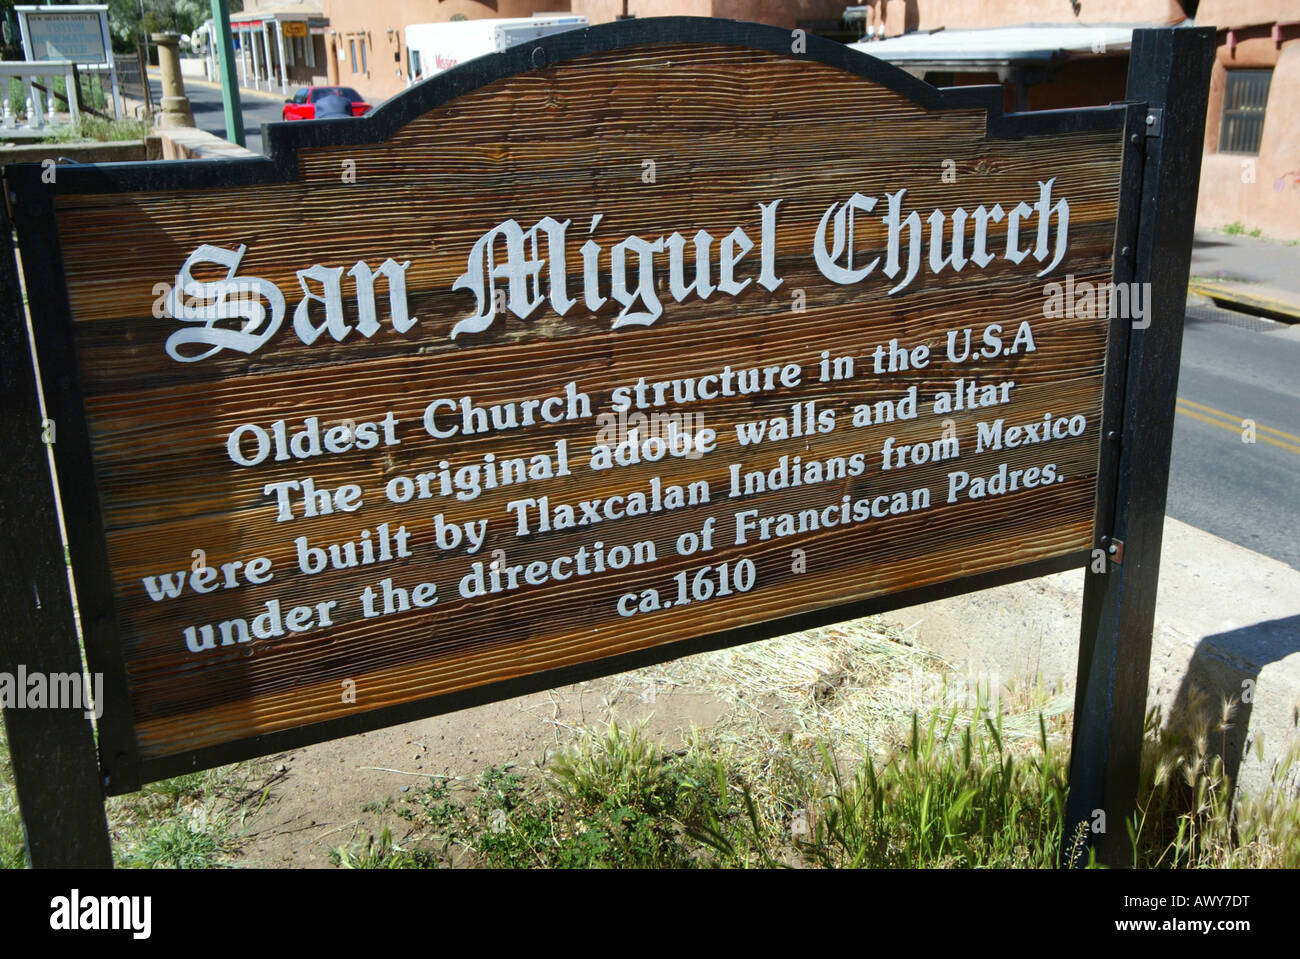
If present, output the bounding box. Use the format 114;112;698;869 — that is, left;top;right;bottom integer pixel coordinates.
1219;69;1272;155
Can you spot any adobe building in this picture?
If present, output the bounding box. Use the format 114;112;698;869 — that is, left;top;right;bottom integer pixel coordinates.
230;1;581;100
231;0;852;102
846;0;1299;239
1194;0;1300;240
227;0;1297;239
225;1;329;95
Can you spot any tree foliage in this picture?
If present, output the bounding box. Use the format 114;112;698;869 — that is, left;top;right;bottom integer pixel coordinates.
2;0;242;55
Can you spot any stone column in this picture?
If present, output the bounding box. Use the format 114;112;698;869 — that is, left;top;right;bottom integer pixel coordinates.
152;32;194;127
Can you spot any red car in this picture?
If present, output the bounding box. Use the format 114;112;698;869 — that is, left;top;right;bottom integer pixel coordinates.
282;86;371;121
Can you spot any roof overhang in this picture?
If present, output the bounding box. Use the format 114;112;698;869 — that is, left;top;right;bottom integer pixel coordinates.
850;23;1163;70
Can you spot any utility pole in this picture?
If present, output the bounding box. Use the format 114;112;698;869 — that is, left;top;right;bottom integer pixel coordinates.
209;0;245;146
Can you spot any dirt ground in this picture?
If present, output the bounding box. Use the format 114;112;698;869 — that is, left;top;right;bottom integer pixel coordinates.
186;597;1066;868
229;670;737;867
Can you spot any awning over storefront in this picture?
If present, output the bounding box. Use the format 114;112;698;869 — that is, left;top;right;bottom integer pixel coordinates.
229;0;326;30
222;1;330;96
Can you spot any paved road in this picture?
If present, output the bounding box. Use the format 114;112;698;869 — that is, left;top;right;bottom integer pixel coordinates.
1168;304;1300;569
149;74;285;155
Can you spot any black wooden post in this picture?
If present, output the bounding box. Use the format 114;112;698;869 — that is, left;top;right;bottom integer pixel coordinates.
0;196;115;867
1065;26;1216;867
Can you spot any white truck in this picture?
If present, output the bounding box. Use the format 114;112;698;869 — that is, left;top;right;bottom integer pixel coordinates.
404;16;589;85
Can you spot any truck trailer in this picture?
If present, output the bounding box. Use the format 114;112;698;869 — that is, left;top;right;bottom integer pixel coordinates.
404;16;589;85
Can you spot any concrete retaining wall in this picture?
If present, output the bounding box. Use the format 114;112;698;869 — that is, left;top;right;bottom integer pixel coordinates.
0;138;161;166
154;126;260;160
873;517;1300;799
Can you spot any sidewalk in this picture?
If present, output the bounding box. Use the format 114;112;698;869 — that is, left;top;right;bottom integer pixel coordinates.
875;517;1300;798
1189;229;1300;323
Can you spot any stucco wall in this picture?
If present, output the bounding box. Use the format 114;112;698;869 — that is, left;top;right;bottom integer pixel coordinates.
315;0;574;101
873;0;1188;37
1197;0;1300;27
1197;38;1300;239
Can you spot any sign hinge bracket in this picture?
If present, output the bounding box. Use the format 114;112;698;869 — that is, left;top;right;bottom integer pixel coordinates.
1107;537;1126;566
1144;108;1163;138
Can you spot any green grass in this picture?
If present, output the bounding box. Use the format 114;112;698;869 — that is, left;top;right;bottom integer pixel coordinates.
1126;691;1300;868
683;699;1073;869
6;74;110;121
0;728;29;868
7;692;1298;869
5;74;146;143
122;820;221;869
40;116;152;143
338;694;1300;869
5;626;1298;870
1221;222;1265;239
1;719;270;868
334;730;735;869
329;826;437;869
110;768;255;868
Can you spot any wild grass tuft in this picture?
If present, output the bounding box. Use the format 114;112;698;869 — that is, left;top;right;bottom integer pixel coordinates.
1126;691;1300;868
0;726;29;868
39;116;152;143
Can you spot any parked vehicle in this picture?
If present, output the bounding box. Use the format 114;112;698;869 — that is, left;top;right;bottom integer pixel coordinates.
282;86;371;120
404;16;588;85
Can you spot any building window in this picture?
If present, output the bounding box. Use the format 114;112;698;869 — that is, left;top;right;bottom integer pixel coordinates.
349;38;357;73
360;37;367;74
1219;69;1272;155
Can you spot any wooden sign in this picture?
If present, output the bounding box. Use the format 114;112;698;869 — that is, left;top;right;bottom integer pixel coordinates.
281;21;308;39
5;18;1177;802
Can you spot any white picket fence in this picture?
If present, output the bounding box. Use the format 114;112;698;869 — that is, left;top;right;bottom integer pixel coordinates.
1;60;82;132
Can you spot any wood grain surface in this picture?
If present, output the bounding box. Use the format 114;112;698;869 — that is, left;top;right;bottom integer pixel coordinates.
42;41;1126;764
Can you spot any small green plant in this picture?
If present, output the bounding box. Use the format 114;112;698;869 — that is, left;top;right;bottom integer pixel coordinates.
330;826;437;869
1223;221;1246;235
700;699;1072;869
6;74;109;123
546;722;732;868
379;725;738;869
0;729;28;868
123;819;220;869
107;763;268;868
40;116;151;143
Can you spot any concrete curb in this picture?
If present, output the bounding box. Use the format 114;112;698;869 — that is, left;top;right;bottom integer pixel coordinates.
1189;278;1300;324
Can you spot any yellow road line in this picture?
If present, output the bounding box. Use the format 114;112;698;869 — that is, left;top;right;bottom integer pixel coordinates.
1176;397;1300;443
1175;399;1300;454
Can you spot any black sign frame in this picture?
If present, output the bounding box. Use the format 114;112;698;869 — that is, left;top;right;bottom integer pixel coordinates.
0;18;1214;867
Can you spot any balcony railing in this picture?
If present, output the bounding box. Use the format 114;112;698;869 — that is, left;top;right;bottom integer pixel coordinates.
1;61;82;132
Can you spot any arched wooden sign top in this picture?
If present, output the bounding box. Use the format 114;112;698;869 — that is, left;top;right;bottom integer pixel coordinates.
7;18;1142;790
